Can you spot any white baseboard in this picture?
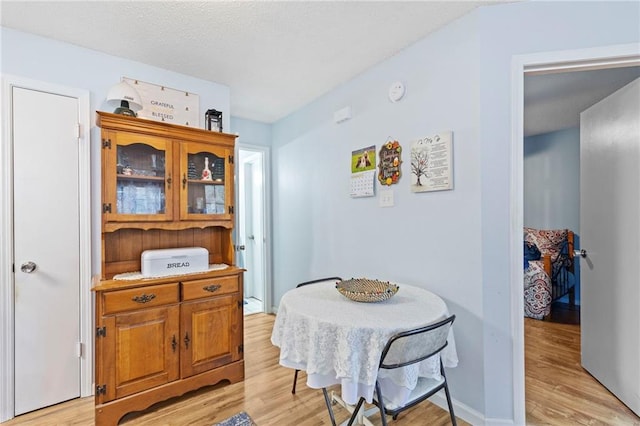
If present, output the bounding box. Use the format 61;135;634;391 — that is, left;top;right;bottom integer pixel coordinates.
483;418;517;426
431;391;486;425
431;391;515;426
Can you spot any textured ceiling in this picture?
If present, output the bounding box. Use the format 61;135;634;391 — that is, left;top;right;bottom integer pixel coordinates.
0;0;504;123
3;1;636;135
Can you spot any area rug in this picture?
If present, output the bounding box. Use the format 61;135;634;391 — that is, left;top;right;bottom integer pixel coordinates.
214;411;257;426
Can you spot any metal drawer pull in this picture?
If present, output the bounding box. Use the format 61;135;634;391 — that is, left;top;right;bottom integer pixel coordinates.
203;284;222;293
172;335;177;352
184;332;190;349
132;293;156;304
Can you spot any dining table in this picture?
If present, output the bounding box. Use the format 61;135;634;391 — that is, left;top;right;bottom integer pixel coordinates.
270;279;458;424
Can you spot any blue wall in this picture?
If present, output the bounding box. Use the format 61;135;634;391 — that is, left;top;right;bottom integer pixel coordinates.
524;127;581;304
231;117;272;147
266;1;639;422
524;128;580;232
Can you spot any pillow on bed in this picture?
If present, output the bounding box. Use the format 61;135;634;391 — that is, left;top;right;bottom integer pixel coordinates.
524;241;541;269
524;227;568;259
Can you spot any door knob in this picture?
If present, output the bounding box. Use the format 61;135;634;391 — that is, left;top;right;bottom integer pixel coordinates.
248;235;255;240
236;245;246;251
20;261;37;273
573;249;587;258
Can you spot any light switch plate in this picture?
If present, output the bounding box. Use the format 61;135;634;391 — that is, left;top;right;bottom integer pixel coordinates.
379;189;394;207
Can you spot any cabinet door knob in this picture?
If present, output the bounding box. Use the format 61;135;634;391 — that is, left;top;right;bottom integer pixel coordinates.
182;174;188;189
166;173;172;187
172;335;177;352
184;332;190;349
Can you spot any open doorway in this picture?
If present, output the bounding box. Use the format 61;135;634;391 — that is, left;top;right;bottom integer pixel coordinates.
237;145;271;315
523;65;640;325
513;45;640;424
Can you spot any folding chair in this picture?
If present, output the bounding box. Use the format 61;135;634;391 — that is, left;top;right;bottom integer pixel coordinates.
323;315;457;425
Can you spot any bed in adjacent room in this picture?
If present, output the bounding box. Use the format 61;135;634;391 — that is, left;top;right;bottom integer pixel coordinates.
523;227;576;320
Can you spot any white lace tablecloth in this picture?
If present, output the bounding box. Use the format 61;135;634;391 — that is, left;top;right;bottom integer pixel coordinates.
270;282;458;406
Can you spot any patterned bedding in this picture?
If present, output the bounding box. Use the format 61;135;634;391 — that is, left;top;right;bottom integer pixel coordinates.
524;260;552;319
523;228;570;320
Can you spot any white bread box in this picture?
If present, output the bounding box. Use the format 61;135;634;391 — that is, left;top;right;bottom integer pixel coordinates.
141;247;209;277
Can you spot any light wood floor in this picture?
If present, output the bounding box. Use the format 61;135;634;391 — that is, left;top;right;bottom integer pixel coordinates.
4;314;638;425
525;317;638;425
4;313;464;426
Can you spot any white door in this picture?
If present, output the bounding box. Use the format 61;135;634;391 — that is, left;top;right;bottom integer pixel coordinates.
238;148;267;308
13;87;81;414
243;162;257;298
580;77;640;416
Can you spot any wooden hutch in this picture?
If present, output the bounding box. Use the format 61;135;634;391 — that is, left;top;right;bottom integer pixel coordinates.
93;112;244;425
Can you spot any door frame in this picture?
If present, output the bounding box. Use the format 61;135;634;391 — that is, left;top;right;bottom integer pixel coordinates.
0;75;93;422
510;43;640;424
236;143;272;313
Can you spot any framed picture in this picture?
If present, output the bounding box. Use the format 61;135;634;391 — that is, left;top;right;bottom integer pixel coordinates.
410;131;453;192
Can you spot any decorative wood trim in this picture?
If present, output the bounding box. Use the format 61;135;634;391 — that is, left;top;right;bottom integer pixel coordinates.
92;267;245;292
96;111;236;147
94;361;244;426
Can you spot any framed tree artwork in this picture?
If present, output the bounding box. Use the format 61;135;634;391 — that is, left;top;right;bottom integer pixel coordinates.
410;131;453;192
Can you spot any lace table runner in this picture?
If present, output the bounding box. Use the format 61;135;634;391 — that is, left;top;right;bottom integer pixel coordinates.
113;263;229;280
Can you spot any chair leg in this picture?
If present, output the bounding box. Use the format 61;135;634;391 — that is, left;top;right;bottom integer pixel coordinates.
291;369;299;394
322;388;337;426
443;381;457;426
347;397;366;426
439;360;457;426
374;381;389;426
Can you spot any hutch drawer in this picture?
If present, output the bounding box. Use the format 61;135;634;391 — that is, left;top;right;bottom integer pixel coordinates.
181;275;239;301
101;283;180;314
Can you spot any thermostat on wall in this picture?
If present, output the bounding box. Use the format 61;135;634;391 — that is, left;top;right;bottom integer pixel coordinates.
388;81;406;102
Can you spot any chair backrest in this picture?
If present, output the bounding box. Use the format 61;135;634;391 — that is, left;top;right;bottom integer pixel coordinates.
296;276;343;288
379;315;455;370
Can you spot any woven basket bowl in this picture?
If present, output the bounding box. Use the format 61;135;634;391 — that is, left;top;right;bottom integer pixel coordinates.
336;278;399;303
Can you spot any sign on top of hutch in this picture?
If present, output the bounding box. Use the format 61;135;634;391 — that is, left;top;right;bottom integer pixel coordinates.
123;77;200;127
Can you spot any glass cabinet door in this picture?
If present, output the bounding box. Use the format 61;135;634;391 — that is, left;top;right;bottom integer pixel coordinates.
103;132;173;222
179;142;233;221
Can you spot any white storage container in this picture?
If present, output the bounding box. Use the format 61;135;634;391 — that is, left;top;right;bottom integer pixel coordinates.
141;247;209;277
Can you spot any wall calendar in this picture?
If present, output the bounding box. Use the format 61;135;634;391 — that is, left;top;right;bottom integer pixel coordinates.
350;145;376;198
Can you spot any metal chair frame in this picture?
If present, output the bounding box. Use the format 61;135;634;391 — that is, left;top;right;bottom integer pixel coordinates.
324;315;457;426
290;276;343;395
